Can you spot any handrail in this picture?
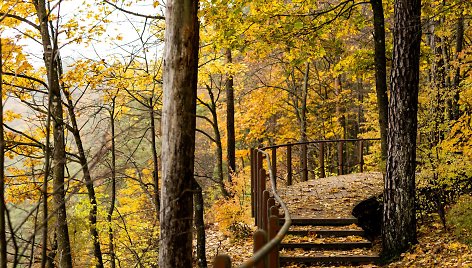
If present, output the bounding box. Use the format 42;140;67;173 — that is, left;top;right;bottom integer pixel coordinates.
214;138;380;267
238;148;292;268
259;138;381;150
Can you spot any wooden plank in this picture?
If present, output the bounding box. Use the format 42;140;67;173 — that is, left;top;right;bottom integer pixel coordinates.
279;241;372;250
287;229;365;237
280;255;380;265
280;217;358;226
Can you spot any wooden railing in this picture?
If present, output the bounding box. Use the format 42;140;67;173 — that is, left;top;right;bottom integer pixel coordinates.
212;138;379;267
213;148;292;268
261;138;381;187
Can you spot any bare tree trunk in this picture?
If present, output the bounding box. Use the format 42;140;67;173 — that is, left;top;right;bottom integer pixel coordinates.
159;0;199;265
382;0;421;257
34;1;73;266
62;88;104;268
193;179;207;268
150;105;160;214
207;88;230;198
300;63;309;181
108;100;117;268
0;38;7;268
225;48;236;182
370;0;388;161
451;15;464;120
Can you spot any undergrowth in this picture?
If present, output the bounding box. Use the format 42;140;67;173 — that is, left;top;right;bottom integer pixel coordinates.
447;194;472;246
207;168;253;240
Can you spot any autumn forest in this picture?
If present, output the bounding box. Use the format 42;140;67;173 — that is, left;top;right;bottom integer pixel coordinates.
0;0;472;267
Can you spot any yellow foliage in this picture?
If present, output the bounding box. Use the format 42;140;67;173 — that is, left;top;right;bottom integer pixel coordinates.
208;168;253;239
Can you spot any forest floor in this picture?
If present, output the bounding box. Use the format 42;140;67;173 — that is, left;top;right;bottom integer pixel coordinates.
204;172;472;267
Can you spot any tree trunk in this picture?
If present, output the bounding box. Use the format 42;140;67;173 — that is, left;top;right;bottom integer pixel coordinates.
150;106;160;214
193;179;207;268
0;39;7;268
108;102;117;268
34;1;73;267
370;0;388;161
159;0;199;266
452;15;464;120
382;0;421;257
225;48;236;181
62;88;104;268
300;63;309;181
208;88;230;198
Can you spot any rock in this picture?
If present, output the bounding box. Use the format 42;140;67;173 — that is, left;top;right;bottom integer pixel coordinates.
352;195;383;239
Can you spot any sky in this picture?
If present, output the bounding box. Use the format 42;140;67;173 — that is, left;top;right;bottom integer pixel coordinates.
5;0;164;68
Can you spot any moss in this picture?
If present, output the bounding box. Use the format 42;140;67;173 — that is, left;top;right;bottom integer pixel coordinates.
447;194;472;246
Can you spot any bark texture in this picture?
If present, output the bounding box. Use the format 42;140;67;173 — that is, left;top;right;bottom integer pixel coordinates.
34;1;73;266
370;0;388;161
382;0;421;257
159;0;199;266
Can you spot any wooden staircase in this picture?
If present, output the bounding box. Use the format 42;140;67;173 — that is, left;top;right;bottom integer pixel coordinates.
279;217;380;266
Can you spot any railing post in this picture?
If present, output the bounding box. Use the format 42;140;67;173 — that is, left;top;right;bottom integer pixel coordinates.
358;140;364;173
253;229;268;268
271;147;277;188
214;254;232;268
301;143;308;182
337;141;344;175
254;151;259;226
286;143;292;186
251;148;255;218
268;215;280;268
257;169;266;228
319;143;325;178
262;190;270;232
267;198;275;218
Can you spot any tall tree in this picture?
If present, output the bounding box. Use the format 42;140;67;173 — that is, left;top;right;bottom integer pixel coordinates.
159;0;199;266
382;0;421;257
33;1;73;266
0;37;7;268
370;0;388;161
225;49;236;182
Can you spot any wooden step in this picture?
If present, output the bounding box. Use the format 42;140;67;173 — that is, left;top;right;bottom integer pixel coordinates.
280;241;372;250
280;254;380;265
280;217;358;226
287;229;365;237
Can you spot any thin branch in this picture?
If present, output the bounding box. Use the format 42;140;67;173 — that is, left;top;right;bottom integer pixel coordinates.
103;0;165;20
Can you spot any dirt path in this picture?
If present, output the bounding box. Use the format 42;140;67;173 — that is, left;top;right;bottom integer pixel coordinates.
204;172;384;266
277;172;384;219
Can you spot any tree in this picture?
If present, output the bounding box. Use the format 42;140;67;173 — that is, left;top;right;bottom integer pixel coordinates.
0;35;7;268
370;0;388;161
225;48;236;181
33;1;73;266
159;0;199;266
382;0;421;257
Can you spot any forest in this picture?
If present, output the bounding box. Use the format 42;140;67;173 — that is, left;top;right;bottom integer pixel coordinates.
0;0;472;267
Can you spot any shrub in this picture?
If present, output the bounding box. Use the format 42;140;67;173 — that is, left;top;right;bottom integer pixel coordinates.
208;168;253;240
447;195;472;246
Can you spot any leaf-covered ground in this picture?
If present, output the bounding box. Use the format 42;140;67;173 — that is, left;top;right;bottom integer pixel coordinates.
203;172;472;267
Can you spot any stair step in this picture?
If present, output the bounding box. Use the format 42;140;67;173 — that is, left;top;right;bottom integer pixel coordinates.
281;217;358;226
287;229;365;237
280;241;372;250
280;255;380;265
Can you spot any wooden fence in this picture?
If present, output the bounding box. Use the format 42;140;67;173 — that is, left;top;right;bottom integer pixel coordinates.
213;138;380;267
